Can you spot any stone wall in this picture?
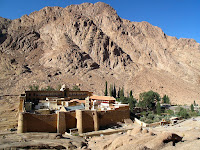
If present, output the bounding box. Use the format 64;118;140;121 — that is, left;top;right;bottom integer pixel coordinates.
76;109;130;133
82;110;95;133
18;113;57;133
99;109;130;128
18;109;130;134
57;112;66;134
65;111;76;131
76;110;95;133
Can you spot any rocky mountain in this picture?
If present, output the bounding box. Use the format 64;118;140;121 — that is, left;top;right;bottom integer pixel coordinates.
0;2;200;104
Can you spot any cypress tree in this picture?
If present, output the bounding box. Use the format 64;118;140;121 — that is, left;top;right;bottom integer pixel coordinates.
109;84;113;96
117;87;120;98
129;90;133;98
191;104;194;112
122;87;124;97
119;87;124;98
162;95;170;104
194;100;196;106
166;95;170;104
113;84;116;98
104;81;108;96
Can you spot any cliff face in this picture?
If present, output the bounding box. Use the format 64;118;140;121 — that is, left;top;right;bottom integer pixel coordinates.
0;2;200;104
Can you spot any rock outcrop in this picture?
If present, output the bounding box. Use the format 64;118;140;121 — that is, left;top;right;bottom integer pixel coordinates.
87;128;183;150
0;2;200;104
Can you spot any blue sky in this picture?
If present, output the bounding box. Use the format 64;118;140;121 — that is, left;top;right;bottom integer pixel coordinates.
0;0;199;43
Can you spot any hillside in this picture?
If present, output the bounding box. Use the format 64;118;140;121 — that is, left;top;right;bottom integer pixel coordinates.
0;2;200;104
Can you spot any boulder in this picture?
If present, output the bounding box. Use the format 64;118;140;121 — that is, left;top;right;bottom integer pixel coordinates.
130;126;142;135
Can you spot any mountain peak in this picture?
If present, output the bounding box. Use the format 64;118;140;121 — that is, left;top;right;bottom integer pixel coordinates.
0;2;199;104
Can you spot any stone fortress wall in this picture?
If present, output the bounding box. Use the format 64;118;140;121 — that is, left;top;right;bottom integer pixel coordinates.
18;109;130;134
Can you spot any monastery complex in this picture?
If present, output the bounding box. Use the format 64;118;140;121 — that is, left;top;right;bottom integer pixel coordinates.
17;85;130;134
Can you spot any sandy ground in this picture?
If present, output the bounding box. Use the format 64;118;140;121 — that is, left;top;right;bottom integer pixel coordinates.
0;96;19;132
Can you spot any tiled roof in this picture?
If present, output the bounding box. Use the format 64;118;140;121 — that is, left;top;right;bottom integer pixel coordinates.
90;95;116;101
69;99;85;103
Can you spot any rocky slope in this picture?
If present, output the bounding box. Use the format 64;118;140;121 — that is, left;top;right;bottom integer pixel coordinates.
0;2;200;104
1;120;200;150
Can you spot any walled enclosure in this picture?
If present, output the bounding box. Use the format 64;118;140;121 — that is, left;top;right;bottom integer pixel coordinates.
18;109;130;134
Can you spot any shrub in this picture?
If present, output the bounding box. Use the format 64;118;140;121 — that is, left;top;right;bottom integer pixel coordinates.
153;117;160;122
145;118;153;124
29;84;39;91
188;111;198;117
45;86;55;91
141;111;147;117
41;86;55;91
72;85;80;91
177;107;189;119
163;115;170;121
147;114;154;120
140;116;146;122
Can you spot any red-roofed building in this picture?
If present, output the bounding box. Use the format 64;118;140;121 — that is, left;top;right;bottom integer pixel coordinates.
90;95;116;104
85;95;128;111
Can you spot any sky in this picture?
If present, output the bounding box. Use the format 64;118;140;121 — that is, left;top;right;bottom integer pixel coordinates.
0;0;199;43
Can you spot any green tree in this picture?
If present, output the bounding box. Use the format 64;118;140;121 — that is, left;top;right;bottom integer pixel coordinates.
129;90;133;98
162;95;170;104
156;102;161;115
118;96;129;104
177;107;189;119
139;90;161;110
141;111;147;117
129;96;137;113
113;84;116;98
117;87;120;98
137;100;146;108
104;81;108;96
191;104;194;112
189;111;198;117
119;87;124;98
72;85;80;91
109;84;113;96
165;109;174;116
